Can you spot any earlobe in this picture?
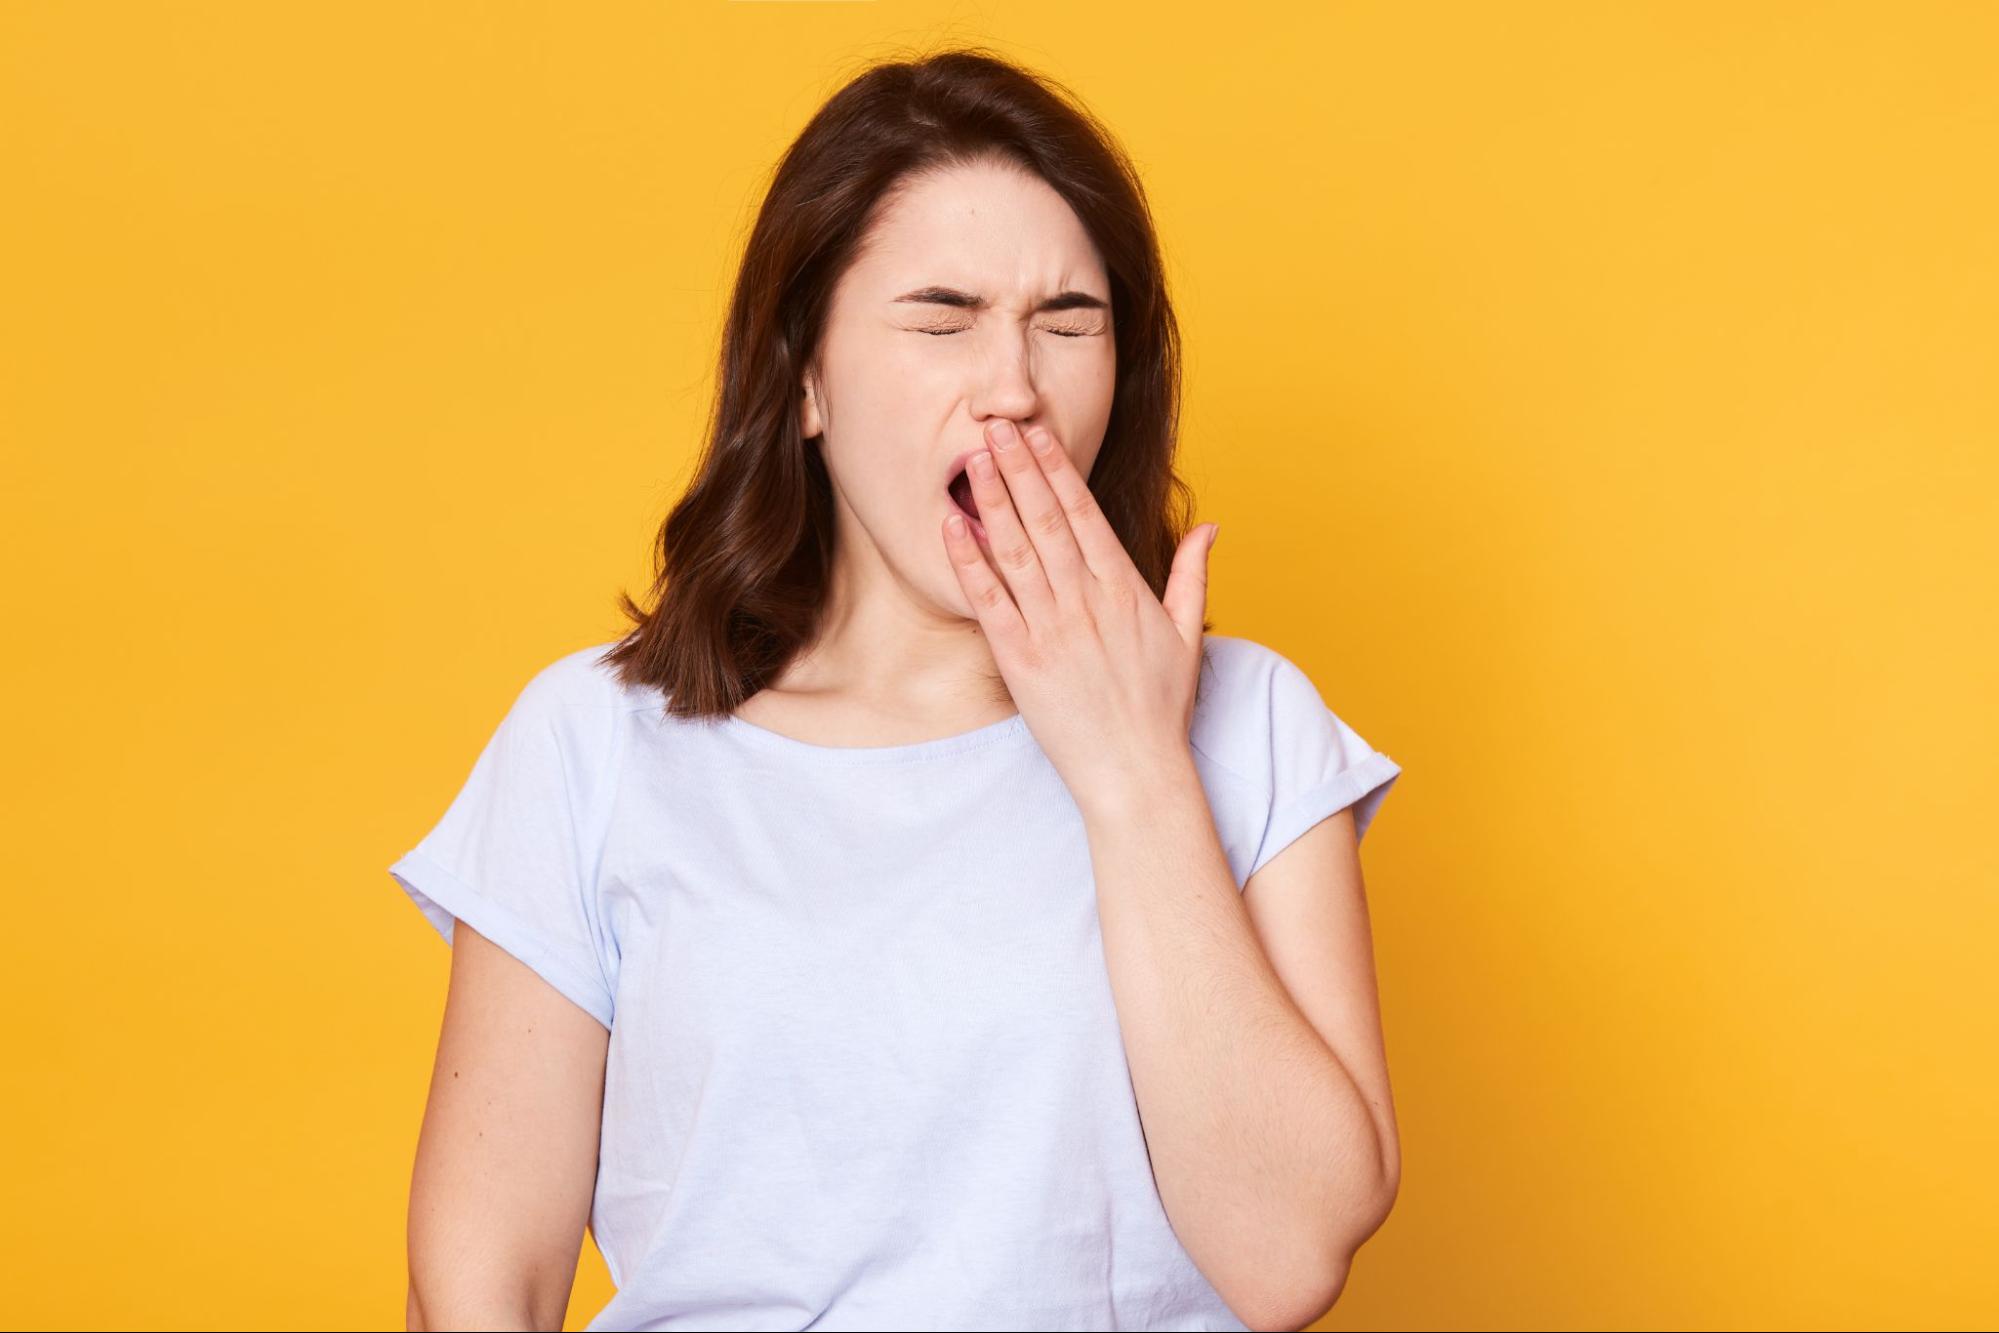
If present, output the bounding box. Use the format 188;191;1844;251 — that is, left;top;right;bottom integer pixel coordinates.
800;377;821;440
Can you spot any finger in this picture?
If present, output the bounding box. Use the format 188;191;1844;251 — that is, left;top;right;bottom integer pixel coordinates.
966;434;1056;623
1020;423;1141;587
1160;522;1219;645
942;510;1026;644
987;419;1086;600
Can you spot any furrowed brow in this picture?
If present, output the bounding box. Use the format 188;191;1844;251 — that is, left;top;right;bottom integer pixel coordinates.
891;285;1110;314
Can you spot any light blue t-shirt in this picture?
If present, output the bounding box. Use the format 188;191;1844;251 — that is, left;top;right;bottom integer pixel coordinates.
388;632;1401;1332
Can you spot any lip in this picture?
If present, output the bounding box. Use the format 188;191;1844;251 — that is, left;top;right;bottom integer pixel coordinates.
949;499;989;545
943;447;983;488
943;471;989;545
939;452;989;545
943;421;1027;488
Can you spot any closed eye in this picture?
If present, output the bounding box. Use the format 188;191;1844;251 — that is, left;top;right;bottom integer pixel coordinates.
915;327;1098;338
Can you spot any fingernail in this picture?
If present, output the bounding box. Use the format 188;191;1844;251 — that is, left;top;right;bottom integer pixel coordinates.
1207;522;1221;546
991;420;1018;450
971;450;995;477
1026;429;1053;456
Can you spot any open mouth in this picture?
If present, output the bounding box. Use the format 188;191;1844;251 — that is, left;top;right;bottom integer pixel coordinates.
947;466;987;539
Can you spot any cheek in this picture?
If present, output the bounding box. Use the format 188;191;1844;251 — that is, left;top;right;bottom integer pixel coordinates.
823;436;904;509
1069;445;1104;488
1043;339;1117;400
815;402;940;533
835;341;955;420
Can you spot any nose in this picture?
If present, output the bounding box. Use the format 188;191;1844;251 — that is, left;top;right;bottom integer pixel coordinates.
967;329;1043;427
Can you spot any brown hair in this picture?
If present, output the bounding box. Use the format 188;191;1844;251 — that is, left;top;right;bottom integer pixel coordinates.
602;46;1206;719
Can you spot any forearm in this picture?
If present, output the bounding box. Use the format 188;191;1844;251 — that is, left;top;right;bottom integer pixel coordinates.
1080;753;1392;1328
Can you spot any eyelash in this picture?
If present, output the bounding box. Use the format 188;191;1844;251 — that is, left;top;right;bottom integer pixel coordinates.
915;326;1096;338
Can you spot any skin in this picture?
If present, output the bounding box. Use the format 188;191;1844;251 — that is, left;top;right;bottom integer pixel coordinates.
405;155;1400;1331
751;154;1120;742
950;420;1400;1326
406;921;607;1331
814;156;1402;1325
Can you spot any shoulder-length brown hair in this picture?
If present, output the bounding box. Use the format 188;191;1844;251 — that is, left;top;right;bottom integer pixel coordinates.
602;46;1203;719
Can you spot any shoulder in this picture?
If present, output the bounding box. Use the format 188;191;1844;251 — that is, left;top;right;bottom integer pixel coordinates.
1190;631;1369;789
1191;630;1318;729
491;641;653;806
1192;632;1403;854
1194;632;1305;702
1190;634;1298;783
516;639;657;722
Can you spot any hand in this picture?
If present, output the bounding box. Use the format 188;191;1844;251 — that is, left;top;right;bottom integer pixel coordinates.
942;417;1220;815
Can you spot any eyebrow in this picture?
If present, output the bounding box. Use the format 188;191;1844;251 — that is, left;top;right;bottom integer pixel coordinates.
890;285;1110;315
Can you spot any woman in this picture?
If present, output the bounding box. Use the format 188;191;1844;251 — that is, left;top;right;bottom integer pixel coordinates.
390;47;1403;1333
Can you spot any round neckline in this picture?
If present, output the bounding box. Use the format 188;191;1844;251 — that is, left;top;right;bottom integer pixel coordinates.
716;707;1034;765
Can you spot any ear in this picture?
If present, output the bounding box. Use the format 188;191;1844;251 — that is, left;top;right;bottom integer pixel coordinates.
800;372;822;441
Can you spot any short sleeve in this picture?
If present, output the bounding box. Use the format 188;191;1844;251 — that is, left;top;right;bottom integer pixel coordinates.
387;653;619;1029
1246;648;1403;879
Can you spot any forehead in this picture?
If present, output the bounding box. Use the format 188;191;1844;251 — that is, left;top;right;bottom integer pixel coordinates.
846;160;1108;297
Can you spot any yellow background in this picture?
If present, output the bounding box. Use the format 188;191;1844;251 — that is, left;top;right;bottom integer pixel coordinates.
3;2;1993;1328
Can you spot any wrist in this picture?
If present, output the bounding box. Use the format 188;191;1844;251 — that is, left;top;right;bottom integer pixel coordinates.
1073;741;1206;827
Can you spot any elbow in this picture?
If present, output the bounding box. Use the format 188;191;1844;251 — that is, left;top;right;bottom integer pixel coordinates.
1222;1212;1372;1332
1367;1156;1401;1236
406;1276;550;1332
1231;1256;1352;1332
1299;1255;1354;1329
1255;1170;1399;1330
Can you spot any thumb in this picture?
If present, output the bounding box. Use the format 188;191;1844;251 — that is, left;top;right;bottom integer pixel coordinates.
1160;522;1219;643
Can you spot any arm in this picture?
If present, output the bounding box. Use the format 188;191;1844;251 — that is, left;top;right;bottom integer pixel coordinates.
1081;757;1401;1332
406;922;611;1331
